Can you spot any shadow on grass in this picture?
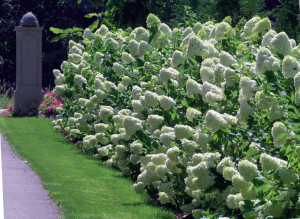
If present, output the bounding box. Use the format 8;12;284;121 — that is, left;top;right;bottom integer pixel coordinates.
122;202;143;206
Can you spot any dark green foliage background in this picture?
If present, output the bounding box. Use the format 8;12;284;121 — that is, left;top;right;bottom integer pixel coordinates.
0;0;299;90
0;0;95;88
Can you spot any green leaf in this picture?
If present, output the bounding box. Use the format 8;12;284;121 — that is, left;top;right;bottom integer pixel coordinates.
293;134;300;139
241;200;253;214
181;100;188;107
240;140;249;150
88;19;100;31
50;27;63;34
148;26;158;44
85;13;98;18
275;133;287;142
50;36;60;43
77;0;82;4
283;104;298;113
284;146;293;156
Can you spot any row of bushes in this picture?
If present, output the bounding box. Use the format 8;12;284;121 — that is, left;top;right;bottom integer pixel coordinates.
51;13;299;218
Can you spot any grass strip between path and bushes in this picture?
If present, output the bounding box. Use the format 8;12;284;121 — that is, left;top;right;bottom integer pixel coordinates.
0;117;174;219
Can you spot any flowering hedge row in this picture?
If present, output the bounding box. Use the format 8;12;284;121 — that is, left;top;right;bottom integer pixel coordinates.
52;14;300;218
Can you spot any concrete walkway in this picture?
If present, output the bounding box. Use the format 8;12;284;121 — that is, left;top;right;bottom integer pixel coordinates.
1;135;62;219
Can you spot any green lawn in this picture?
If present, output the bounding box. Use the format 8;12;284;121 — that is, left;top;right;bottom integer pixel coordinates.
0;117;174;219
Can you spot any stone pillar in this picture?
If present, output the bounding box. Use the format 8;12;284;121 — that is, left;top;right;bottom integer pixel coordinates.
14;12;44;111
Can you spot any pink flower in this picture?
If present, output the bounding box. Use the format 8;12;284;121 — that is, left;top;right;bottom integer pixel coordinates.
2;111;8;117
7;105;13;111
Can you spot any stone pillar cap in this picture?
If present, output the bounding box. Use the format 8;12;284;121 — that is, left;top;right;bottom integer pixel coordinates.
20;12;39;27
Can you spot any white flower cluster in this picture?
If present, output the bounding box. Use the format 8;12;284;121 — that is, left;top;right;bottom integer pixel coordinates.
186;78;202;97
53;85;66;95
237;100;254;123
174;125;195;139
138;41;152;57
255;47;280;74
99;106;114;122
240;76;257;97
121;52;134;64
113;63;127;76
74;74;87;87
224;67;240;87
171;50;184;68
159;95;176;110
260;153;287;171
123;116;143;137
186;107;201;121
200;58;215;83
53;69;65;86
193;130;212;152
141;91;159;108
132;27;149;42
147;114;164;130
186;35;219;59
181;139;198;156
252;18;271;36
241;16;261;38
271;32;292;56
271;122;288;148
83;135;97;149
159;127;175;147
158;67;179;85
202;81;224;105
129;39;139;57
146;13;161;28
294;72;300;105
185;153;220;196
213;22;233;41
205;110;237;131
220;51;237;67
238;160;258;181
282;56;300;79
213;63;226;84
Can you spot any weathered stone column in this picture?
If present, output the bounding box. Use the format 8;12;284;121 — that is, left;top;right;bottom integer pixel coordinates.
14;12;44;110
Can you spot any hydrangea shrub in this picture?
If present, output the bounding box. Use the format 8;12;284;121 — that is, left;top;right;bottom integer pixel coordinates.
52;14;300;218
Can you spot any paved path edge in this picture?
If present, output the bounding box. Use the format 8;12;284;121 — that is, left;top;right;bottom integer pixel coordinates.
1;134;62;219
0;134;4;218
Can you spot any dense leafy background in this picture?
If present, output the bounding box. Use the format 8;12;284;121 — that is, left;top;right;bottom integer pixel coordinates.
0;0;95;88
0;0;299;91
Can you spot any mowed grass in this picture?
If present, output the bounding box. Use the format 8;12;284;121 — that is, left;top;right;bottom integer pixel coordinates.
0;118;174;219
